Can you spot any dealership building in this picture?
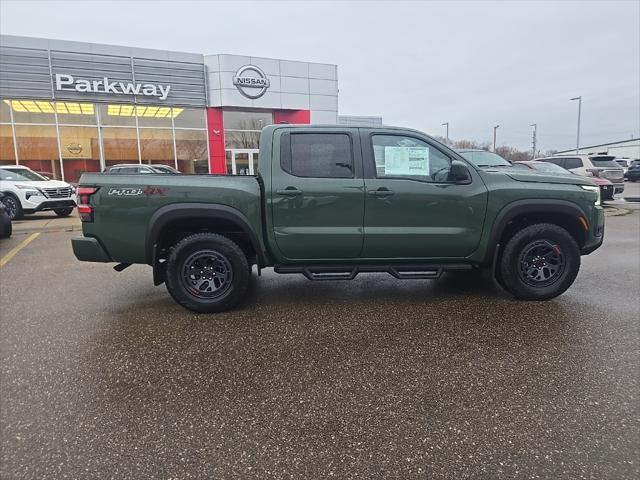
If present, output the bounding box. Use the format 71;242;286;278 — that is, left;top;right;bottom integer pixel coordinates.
0;34;340;182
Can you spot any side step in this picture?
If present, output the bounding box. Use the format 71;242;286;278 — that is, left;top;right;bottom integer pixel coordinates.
274;264;473;281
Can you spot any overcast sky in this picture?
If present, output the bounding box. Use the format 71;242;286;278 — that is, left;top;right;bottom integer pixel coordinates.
1;0;638;152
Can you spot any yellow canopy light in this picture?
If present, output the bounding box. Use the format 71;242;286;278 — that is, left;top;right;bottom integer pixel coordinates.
4;100;183;118
4;99;95;115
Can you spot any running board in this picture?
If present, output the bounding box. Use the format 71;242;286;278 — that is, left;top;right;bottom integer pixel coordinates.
274;264;473;281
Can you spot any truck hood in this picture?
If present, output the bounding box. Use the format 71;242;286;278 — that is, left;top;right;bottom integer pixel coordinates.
502;170;594;186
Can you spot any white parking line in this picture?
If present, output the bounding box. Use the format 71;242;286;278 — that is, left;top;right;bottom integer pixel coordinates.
0;233;40;268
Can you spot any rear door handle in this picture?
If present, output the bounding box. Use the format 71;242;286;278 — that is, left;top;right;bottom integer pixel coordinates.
276;188;303;197
368;188;394;197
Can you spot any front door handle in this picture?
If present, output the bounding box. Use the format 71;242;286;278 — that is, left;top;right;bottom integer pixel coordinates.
276;188;303;197
368;188;394;197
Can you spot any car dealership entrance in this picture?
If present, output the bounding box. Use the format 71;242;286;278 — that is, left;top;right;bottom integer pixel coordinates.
0;34;339;181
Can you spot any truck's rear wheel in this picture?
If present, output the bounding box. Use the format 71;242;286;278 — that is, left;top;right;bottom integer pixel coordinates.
165;233;249;313
498;223;580;300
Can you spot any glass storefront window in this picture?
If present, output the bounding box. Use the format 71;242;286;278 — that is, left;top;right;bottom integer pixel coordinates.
174;108;206;129
2;98;210;179
14;125;61;178
55;101;97;126
98;104;137;127
223;110;272;130
1;100;12;123
136;106;173;128
225;130;261;149
176;129;208;174
102;127;139;166
59;126;101;182
5;99;56;124
0;125;16;164
139;128;175;167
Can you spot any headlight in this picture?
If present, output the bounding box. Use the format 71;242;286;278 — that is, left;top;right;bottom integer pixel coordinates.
581;185;600;206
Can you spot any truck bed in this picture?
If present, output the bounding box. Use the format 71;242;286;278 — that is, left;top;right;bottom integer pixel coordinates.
79;173;263;264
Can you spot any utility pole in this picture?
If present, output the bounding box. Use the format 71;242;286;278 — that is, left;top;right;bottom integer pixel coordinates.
493;125;499;152
441;122;449;144
530;123;537;158
570;96;582;153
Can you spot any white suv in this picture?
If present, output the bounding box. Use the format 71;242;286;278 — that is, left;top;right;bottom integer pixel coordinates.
535;155;625;195
0;166;76;220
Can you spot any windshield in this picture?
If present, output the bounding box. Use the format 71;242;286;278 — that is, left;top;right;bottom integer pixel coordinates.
0;168;48;181
531;162;572;174
459;150;511;167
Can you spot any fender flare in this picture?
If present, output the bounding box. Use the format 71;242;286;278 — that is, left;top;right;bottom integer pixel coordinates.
483;199;589;265
145;203;267;266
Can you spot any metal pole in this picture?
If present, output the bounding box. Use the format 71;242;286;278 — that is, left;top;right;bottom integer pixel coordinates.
530;123;537;158
441;122;449;144
571;96;581;153
493;125;499;152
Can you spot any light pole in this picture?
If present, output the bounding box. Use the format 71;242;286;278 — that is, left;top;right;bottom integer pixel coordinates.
570;96;582;153
441;122;449;144
493;125;499;152
530;123;537;158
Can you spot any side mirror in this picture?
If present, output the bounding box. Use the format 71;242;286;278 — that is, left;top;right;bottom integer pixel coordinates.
449;160;472;184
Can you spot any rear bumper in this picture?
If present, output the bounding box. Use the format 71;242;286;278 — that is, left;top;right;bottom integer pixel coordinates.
72;236;111;262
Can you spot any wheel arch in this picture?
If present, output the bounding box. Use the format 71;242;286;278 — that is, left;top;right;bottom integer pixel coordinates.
146;203;268;267
485;199;590;266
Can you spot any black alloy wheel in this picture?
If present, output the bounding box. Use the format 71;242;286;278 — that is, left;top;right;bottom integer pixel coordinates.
517;240;565;287
1;195;21;220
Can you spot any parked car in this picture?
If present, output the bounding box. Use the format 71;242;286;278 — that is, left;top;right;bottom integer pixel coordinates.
103;164;164;174
535;155;624;195
0;166;76;220
457;149;512;168
0;192;12;238
615;158;631;174
150;165;180;174
515;160;615;200
72;124;604;312
625;160;640;182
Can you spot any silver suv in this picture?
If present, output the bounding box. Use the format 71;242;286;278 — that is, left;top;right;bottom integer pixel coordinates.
536;155;624;194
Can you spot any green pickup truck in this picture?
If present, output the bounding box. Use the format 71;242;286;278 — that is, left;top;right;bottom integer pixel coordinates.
72;125;604;312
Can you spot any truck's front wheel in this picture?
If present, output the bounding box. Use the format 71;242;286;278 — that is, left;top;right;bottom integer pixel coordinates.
498;223;580;300
165;233;250;313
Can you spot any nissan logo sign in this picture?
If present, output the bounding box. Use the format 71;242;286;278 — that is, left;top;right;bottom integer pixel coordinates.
232;65;270;99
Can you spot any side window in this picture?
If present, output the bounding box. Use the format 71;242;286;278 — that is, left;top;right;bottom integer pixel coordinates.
372;135;451;182
119;167;137;174
286;133;353;178
564;158;583;169
542;157;562;166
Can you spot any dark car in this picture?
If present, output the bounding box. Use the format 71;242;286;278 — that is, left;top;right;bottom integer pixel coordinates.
625;160;640;182
103;164;163;174
0;192;13;239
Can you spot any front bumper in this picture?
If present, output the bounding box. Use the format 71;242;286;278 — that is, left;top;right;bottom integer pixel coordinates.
71;236;111;262
581;206;605;255
23;199;76;213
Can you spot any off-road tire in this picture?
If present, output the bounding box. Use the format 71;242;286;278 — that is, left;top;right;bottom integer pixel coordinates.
54;207;74;217
165;233;250;313
498;223;580;300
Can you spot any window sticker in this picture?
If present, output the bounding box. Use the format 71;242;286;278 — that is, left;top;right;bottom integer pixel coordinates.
383;146;430;176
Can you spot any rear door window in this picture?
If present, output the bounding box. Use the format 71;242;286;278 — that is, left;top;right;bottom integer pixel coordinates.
541;157;564;167
285;133;353;178
564;158;583;169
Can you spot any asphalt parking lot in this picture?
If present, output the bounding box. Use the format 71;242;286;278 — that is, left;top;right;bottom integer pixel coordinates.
1;201;638;478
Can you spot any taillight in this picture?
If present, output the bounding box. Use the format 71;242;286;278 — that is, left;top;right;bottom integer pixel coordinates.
77;186;98;222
